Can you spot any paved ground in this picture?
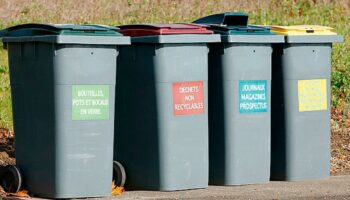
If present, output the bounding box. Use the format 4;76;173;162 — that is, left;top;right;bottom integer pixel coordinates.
4;175;350;200
110;175;350;200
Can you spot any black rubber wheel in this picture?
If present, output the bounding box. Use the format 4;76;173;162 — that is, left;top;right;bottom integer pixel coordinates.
113;161;126;187
1;165;22;193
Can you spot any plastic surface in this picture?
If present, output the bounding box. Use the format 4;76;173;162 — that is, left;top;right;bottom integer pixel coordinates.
269;25;343;43
115;43;209;191
118;23;213;36
271;43;332;181
192;13;282;186
2;35;130;45
1;23;130;45
220;35;284;43
0;29;5;37
270;29;343;181
4;26;129;198
209;24;273;35
129;34;220;44
193;12;273;35
208;43;273;186
192;12;248;26
271;25;337;35
2;23;122;36
283;35;343;43
117;23;220;44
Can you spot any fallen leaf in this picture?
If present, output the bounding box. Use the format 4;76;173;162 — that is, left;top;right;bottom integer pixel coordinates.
0;128;10;139
7;190;30;198
345;119;350;128
111;181;124;196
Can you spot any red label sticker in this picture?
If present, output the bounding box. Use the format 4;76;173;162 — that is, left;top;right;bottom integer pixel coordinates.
172;81;205;115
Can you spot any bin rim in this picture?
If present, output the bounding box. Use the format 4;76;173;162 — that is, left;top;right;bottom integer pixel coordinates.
128;34;221;44
220;34;284;43
2;35;131;45
283;35;344;43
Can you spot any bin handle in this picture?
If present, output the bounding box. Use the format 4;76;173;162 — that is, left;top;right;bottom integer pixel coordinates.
193;12;249;26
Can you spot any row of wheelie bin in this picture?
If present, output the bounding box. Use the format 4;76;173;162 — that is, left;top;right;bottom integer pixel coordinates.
0;12;343;198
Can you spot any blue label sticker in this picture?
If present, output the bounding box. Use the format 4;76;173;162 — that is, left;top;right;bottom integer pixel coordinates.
239;80;268;113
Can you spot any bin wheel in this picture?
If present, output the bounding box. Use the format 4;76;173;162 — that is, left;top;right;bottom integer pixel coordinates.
1;165;22;193
113;161;126;187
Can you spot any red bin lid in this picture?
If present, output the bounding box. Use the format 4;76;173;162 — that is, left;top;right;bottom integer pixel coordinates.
118;23;213;36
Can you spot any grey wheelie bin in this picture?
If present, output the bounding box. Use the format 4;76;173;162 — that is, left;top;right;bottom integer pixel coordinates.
114;24;220;191
193;12;284;185
1;23;130;198
270;25;343;181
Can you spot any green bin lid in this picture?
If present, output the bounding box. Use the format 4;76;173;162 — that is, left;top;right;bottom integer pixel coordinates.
1;23;123;37
0;29;5;37
193;12;274;35
193;12;248;26
208;24;274;35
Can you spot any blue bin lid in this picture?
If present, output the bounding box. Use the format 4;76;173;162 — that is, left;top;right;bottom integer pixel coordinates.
1;23;123;37
193;12;274;35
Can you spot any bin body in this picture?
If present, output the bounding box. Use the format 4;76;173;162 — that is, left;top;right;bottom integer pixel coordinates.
194;13;284;185
270;26;343;181
2;24;130;198
209;42;272;185
114;24;219;191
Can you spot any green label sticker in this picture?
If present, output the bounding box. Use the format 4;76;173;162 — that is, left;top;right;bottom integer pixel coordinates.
239;80;268;113
72;85;109;120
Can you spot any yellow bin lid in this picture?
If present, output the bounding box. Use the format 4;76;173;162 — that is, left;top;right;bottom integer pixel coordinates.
271;25;337;36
